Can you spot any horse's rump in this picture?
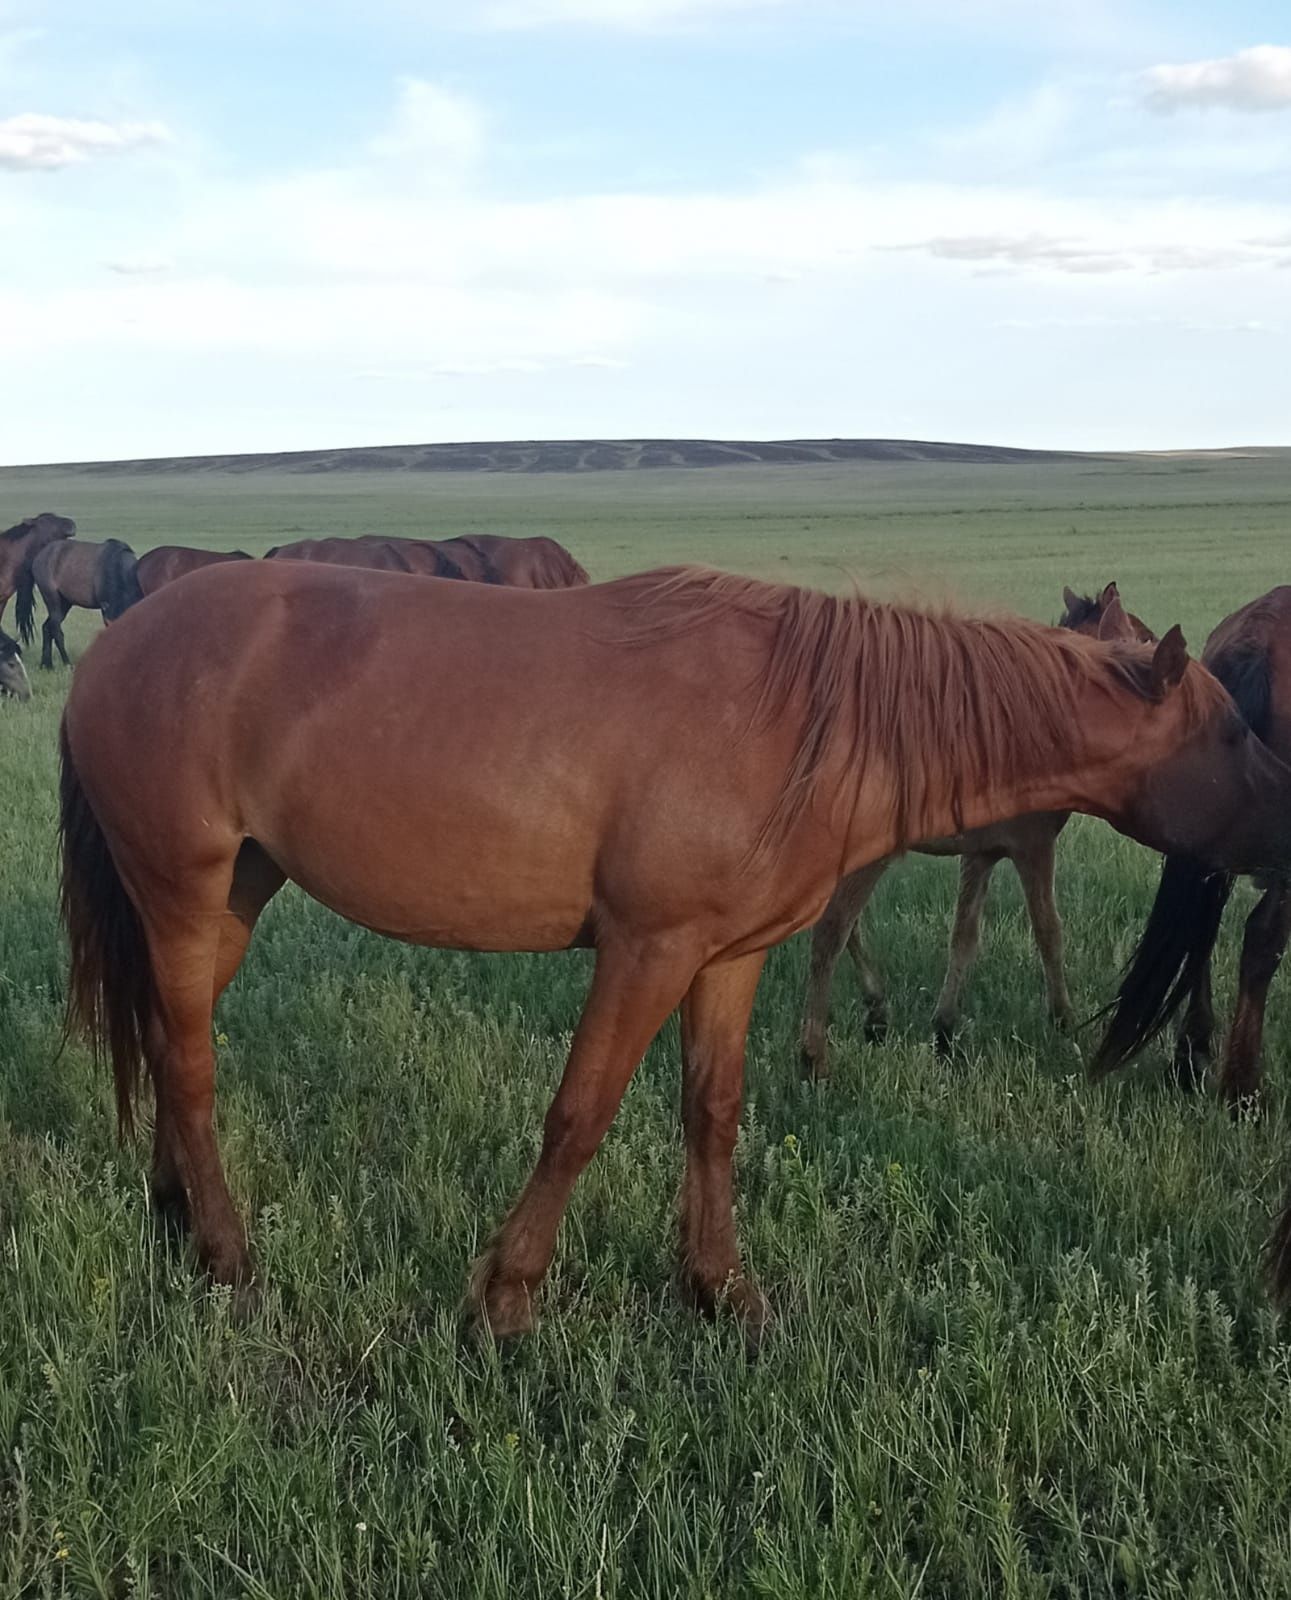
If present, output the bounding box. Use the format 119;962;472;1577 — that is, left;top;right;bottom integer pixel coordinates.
136;546;252;597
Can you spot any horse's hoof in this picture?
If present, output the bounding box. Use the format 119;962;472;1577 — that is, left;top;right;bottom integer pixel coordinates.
149;1178;191;1235
1172;1054;1207;1094
728;1278;772;1357
465;1251;537;1341
933;1023;959;1060
230;1279;262;1325
1222;1088;1264;1124
863;1014;888;1045
799;1046;830;1082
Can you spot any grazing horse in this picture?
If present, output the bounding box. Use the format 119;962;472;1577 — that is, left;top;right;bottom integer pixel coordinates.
800;582;1155;1071
266;535;467;578
135;545;253;600
0;513;76;626
0;631;31;702
434;534;590;589
266;532;590;588
16;538;142;668
59;562;1290;1339
1094;586;1291;1110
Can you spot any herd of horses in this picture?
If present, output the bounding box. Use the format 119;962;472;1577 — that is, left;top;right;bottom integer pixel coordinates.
5;505;1291;1340
0;516;588;677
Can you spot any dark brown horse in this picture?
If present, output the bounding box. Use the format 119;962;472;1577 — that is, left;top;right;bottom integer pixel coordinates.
59;563;1290;1339
16;538;142;668
0;513;76;627
801;584;1154;1072
266;535;466;578
0;631;30;702
267;532;589;588
1094;586;1291;1110
135;545;253;599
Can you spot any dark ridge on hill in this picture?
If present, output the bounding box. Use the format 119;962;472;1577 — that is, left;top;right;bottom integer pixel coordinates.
7;437;1124;475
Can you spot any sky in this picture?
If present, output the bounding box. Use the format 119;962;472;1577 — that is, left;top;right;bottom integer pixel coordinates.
2;1;1290;462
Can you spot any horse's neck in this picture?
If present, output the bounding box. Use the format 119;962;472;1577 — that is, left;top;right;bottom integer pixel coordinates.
833;669;1096;870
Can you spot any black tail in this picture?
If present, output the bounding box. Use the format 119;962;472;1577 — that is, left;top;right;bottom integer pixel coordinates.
1091;856;1233;1076
99;539;143;620
14;549;38;645
59;721;155;1135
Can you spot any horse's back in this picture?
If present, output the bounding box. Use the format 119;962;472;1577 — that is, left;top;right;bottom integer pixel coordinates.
1203;587;1291;760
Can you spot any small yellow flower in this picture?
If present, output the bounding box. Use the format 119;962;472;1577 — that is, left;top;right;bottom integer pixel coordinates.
214;1032;230;1048
886;1161;903;1177
505;1432;519;1451
783;1133;799;1154
55;1547;69;1562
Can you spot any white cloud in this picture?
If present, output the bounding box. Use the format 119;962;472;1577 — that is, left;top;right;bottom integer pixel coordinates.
0;112;169;170
6;72;1291;459
483;0;790;28
104;255;174;276
369;78;486;174
1141;45;1291;114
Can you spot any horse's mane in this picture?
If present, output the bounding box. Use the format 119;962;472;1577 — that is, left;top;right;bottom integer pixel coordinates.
1;520;33;543
610;566;1225;854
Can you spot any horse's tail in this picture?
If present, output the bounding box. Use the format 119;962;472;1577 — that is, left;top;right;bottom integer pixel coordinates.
1090;857;1233;1075
59;720;154;1136
14;548;38;645
100;540;143;620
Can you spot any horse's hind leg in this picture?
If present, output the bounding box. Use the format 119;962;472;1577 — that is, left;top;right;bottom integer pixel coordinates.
799;860;887;1080
41;593;69;668
678;951;768;1343
1218;881;1291;1111
1172;958;1216;1092
932;852;999;1053
1013;828;1074;1032
145;843;284;1277
468;935;698;1339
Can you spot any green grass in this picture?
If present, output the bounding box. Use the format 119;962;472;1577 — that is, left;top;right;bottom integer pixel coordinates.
3;455;1291;1597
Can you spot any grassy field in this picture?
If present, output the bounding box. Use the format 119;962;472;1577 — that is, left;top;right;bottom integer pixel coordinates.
3;451;1291;1597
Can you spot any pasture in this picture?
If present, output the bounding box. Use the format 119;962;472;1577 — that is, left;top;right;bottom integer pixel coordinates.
3;449;1291;1597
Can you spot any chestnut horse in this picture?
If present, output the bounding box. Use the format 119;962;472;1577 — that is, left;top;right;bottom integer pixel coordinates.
266;532;589;588
59;563;1290;1339
135;545;253;599
0;631;30;702
1095;586;1291;1110
0;513;76;627
17;538;142;668
800;582;1155;1071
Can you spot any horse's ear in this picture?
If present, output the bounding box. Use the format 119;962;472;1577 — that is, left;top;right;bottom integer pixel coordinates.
1149;625;1189;698
1098;581;1119;607
1097;595;1128;640
1062;585;1080;614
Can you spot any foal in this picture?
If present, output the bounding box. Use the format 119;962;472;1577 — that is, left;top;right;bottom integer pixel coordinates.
800;583;1153;1072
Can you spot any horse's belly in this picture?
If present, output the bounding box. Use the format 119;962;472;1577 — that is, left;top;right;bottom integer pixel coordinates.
259;822;596;954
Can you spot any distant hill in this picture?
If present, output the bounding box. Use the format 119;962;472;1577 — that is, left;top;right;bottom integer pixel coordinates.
7;438;1286;476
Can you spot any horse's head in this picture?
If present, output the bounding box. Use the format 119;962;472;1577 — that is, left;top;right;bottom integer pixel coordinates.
1061;582;1156;644
1081;627;1291;875
32;512;77;541
0;632;31;702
